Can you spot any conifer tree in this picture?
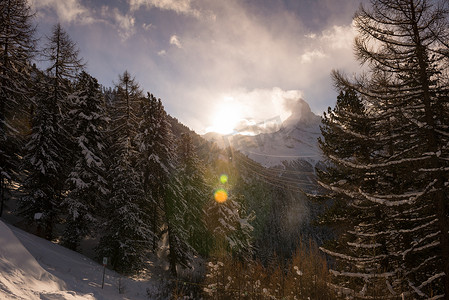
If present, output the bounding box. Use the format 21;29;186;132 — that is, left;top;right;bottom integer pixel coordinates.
318;89;398;297
97;151;151;274
96;71;150;274
176;133;210;256
164;175;194;277
42;22;85;194
61;71;109;250
320;0;449;297
136;92;191;276
19;75;64;239
135;92;163;251
0;0;36;216
206;192;254;259
20;23;84;239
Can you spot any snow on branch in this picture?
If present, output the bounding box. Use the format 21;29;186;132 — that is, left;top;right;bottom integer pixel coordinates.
349;219;437;240
320;247;386;262
408;281;426;298
329;269;395;278
435;128;449;137
400;239;440;260
397;219;438;234
328;154;431;170
347;242;382;249
359;179;437;206
418;272;445;290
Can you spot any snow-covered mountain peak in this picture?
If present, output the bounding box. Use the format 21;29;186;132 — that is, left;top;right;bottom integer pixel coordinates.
282;98;321;128
203;98;323;168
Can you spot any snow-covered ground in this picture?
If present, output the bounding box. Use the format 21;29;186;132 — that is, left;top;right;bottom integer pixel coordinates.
0;219;161;300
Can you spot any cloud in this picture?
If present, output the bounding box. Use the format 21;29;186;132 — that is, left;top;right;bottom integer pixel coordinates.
163;0;357;113
205;87;304;131
129;0;201;18
31;0;137;40
169;35;182;48
30;0;94;24
126;0;360;132
300;49;327;63
320;24;356;50
31;0;361;133
101;6;136;40
142;23;152;31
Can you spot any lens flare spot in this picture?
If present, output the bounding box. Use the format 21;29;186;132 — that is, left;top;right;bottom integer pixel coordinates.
214;188;228;203
220;174;228;184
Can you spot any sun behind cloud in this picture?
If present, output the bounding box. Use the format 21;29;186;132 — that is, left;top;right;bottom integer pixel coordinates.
206;97;244;134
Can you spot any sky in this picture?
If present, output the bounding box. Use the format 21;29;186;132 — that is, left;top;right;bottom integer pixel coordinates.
29;0;366;134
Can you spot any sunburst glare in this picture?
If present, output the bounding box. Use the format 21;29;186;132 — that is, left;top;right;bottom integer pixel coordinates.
206;97;243;134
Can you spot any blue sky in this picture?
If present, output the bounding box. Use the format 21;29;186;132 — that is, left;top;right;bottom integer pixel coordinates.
30;0;364;134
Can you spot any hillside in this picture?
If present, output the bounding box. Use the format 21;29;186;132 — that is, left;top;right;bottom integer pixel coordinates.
0;219;161;300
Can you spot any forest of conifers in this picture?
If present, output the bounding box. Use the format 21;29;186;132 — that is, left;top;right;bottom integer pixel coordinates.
1;0;449;299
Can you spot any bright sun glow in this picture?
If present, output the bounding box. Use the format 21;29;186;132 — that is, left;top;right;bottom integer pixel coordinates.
207;97;243;134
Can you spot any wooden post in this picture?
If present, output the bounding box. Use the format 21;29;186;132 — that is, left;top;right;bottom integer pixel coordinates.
101;257;107;289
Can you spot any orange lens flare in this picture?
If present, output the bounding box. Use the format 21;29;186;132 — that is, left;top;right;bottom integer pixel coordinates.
214;188;228;203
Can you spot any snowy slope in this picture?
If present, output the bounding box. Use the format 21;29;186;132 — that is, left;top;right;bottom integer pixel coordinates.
0;220;159;300
204;98;323;167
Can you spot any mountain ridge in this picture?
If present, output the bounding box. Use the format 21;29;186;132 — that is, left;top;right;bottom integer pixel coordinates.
203;98;323;168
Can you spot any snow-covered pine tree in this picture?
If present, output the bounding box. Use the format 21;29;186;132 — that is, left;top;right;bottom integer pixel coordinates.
322;0;449;297
41;23;84;127
113;71;141;142
42;22;85;191
176;132;211;256
61;71;109;251
136;92;192;276
135;92;162;251
96;71;151;274
206;191;254;259
96;151;152;274
0;0;36;216
164;175;194;277
19;75;64;240
318;89;399;297
20;23;84;239
205;161;254;260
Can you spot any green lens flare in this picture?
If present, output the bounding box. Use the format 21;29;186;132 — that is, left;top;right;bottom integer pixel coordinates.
220;174;228;184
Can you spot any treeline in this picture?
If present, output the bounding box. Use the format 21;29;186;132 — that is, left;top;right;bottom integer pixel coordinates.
317;0;449;299
1;0;257;277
